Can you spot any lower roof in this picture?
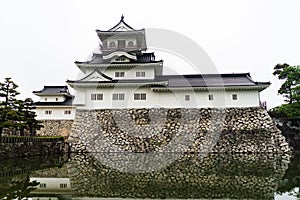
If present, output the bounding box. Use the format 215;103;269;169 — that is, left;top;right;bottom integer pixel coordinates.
67;72;270;91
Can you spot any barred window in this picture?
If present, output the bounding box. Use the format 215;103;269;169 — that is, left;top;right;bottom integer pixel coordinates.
136;72;146;77
185;95;190;101
232;94;238;100
45;110;52;115
64;110;71;115
112;93;125;100
208;94;214;101
60;183;68;188
115;72;125;77
91;93;103;101
134;93;147;100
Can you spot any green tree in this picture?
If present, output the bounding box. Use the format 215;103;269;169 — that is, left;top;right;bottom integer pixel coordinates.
23;98;43;135
273;63;300;104
0;78;20;136
0;78;42;136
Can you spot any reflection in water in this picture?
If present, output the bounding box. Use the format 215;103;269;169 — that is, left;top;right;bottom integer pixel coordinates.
0;153;298;200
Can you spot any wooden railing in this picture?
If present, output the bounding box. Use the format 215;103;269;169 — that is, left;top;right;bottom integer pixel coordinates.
0;136;64;143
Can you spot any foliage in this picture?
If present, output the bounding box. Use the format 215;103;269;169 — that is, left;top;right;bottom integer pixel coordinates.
0;77;42;136
0;176;39;200
269;102;300;119
273;63;300;104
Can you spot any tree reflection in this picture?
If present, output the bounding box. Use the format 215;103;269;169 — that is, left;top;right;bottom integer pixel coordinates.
0;176;39;200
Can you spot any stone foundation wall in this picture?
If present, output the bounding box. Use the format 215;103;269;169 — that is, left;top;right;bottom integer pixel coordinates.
0;141;69;159
37;120;73;139
68;107;290;153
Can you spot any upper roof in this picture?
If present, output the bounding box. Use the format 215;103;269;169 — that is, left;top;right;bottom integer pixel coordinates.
96;15;144;33
75;52;159;65
33;86;72;96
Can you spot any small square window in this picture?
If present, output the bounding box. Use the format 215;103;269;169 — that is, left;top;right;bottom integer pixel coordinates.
115;72;125;77
64;110;71;115
40;183;47;188
136;72;146;77
134;93;147;100
45;110;52;115
112;93;125;100
208;94;214;101
232;94;238;100
91;93;103;101
44;98;47;101
60;183;68;188
185;95;190;101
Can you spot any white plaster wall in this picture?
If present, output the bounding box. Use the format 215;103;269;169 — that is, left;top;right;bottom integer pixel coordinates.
106;37;137;48
73;89;86;105
39;95;66;102
84;66;155;80
30;177;71;193
76;87;260;109
35;107;76;120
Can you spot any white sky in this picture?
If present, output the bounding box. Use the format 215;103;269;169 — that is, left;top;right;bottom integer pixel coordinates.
1;0;300;108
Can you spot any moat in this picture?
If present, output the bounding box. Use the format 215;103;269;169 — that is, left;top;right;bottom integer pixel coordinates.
0;152;299;200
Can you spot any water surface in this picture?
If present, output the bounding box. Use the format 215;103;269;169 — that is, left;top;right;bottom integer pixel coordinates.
0;153;299;200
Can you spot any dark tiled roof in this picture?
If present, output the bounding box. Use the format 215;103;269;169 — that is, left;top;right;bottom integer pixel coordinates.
33;86;71;96
157;73;265;87
67;73;270;89
75;52;159;65
34;96;74;106
96;15;143;33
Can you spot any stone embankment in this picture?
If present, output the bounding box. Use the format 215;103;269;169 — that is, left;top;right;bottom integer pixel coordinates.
0;141;69;159
37;120;73;138
68;107;291;154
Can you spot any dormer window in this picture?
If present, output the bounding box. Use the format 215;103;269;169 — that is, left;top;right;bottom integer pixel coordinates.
109;42;116;48
128;41;134;47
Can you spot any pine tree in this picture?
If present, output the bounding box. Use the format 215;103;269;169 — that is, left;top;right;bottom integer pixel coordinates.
0;78;42;136
273;64;300;104
0;78;20;136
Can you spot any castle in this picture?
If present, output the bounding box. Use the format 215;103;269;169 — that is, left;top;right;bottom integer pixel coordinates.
33;16;270;120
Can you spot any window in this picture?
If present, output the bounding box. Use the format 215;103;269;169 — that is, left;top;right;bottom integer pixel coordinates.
128;41;134;47
134;93;147;100
232;94;238;100
64;110;71;115
115;57;126;62
40;183;46;188
56;98;58;101
112;93;125;100
115;72;125;77
44;98;47;101
118;40;126;48
136;72;146;77
91;93;103;101
208;94;214;101
109;41;116;48
60;183;68;188
45;110;52;115
185;95;190;101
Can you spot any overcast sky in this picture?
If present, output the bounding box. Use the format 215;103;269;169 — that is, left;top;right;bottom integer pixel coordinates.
1;0;300;108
